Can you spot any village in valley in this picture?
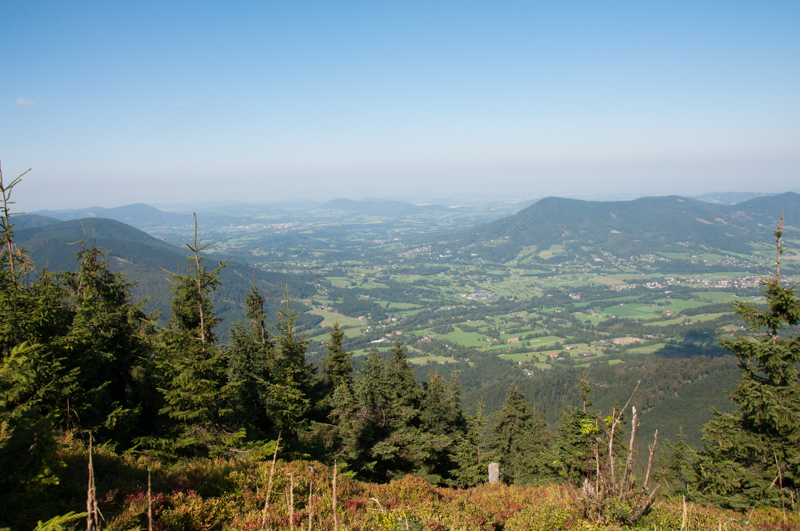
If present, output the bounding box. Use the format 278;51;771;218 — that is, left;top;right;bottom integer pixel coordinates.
174;203;795;381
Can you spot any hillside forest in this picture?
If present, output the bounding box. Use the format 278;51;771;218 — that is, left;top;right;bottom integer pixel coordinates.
2;167;800;530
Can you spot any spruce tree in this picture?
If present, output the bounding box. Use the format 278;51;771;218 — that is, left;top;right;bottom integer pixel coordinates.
321;322;352;391
417;372;467;483
0;166;70;369
449;400;490;488
331;349;389;477
328;342;474;483
0;165;74;516
486;384;554;485
694;218;800;509
260;296;313;439
373;340;426;478
58;239;154;447
152;217;234;457
387;340;418;404
556;378;602;485
659;428;698;496
227;284;274;435
330;343;427;481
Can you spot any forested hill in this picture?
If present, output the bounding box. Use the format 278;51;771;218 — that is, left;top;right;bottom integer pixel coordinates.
14;217;320;338
33;203;257;231
456;192;800;260
13;213;61;229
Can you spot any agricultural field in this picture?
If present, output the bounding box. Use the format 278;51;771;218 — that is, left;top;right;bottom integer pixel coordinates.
124;196;799;384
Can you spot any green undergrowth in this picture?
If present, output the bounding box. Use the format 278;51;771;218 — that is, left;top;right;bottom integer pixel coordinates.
6;435;798;531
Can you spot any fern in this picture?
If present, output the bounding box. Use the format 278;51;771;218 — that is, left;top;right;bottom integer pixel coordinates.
33;512;87;531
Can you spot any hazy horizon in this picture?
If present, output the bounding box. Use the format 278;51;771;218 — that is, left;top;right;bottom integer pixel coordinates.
25;189;796;216
3;2;798;211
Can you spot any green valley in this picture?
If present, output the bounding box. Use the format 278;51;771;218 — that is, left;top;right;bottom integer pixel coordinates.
28;195;800;450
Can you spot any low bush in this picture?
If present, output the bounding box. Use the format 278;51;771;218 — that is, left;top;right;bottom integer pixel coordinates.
8;436;800;531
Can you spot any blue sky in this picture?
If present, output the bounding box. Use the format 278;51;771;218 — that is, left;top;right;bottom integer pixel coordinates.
2;1;798;209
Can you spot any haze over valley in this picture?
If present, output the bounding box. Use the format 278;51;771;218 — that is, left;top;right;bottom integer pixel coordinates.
17;191;800;450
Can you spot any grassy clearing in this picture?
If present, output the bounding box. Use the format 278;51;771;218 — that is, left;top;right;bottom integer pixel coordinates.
538;244;565;259
408;355;460;365
626;343;668;354
597;302;674;319
373;301;421;309
658;251;728;261
527;335;564;345
306;308;365;328
650;316;696;327
691;291;756;303
358;281;388;289
579;314;610;325
500;352;531;362
594;298;719;320
515;244;540;264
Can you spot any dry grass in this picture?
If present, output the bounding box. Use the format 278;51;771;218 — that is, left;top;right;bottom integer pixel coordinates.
11;437;800;531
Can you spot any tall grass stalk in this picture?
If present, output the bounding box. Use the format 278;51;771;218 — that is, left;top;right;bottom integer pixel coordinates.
260;432;281;531
307;467;314;531
288;472;294;531
85;438;102;531
332;461;338;531
147;469;152;531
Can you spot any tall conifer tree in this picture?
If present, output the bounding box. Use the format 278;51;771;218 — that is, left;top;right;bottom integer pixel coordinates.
449;400;490;488
556;379;602;485
321;322;352;392
418;372;467;483
695;218;800;509
58;239;153;447
0;165;73;514
486;384;554;485
374;341;425;478
260;296;313;438
227;284;274;435
153;217;233;457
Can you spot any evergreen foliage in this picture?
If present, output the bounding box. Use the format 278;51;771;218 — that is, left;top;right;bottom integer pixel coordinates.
151;218;235;457
320;322;352;392
556;379;603;485
416;372;467;483
227;284;274;436
448;400;490;488
57;239;154;447
0;167;76;519
658;428;698;496
260;296;314;439
329;343;468;484
694;218;800;509
330;349;388;475
485;384;555;485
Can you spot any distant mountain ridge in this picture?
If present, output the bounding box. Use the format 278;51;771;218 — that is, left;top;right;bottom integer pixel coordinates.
32;198;455;232
13;214;62;229
690;192;779;205
14;217;320;339
32;203;258;231
34;203;188;224
456;192;800;261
